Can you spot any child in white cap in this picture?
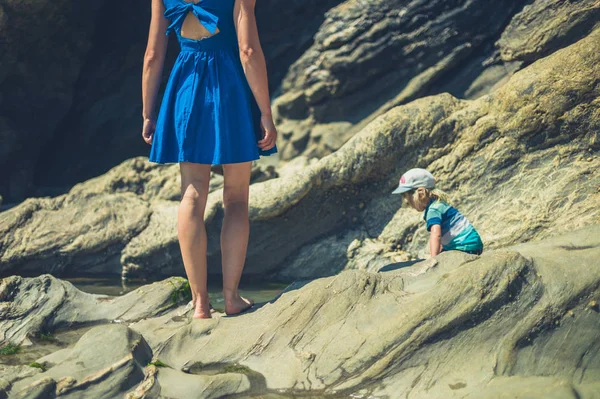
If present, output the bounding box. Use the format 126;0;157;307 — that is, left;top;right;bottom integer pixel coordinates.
392;168;483;257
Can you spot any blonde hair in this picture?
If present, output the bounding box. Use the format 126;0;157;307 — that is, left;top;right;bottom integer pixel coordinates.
428;188;450;203
403;187;451;210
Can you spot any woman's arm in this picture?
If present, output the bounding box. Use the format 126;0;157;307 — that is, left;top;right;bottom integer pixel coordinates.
233;0;277;150
142;0;169;144
430;224;442;257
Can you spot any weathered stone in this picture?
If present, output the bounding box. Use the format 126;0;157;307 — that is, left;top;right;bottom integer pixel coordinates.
498;0;600;63
275;0;524;160
0;274;188;346
9;324;152;399
0;192;151;276
129;225;599;396
2;225;599;397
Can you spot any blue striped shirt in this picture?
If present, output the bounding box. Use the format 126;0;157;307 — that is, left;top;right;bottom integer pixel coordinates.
424;200;483;252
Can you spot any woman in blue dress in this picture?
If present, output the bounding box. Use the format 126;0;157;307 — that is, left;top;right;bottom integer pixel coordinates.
141;0;277;318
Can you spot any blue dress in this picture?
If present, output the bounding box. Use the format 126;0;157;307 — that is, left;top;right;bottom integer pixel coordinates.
149;0;277;165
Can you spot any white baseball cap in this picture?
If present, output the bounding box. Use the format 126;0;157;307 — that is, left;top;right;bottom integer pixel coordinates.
392;168;435;194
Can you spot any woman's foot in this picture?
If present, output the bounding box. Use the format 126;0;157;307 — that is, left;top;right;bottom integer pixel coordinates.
193;296;212;319
224;293;254;316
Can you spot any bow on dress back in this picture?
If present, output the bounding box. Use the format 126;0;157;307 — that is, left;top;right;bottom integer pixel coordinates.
164;0;220;36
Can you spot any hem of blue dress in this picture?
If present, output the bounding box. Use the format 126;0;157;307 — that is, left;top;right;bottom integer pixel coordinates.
148;152;276;165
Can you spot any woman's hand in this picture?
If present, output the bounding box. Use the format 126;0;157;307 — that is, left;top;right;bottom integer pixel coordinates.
142;118;156;144
258;114;277;150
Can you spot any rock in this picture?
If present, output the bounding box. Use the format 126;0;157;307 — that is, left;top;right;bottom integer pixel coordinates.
0;192;151;276
8;324;152;399
67;157;182;202
274;0;600;162
0;155;230;276
127;225;598;396
497;0;600;63
152;368;252;399
0;274;188;346
11;377;56;399
0;0;105;202
271;26;600;276
274;0;524;160
2;226;599;397
0;365;41;399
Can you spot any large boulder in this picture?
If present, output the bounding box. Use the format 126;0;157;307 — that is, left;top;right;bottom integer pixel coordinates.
5;324;152;399
0;157;277;276
274;0;600;161
0;274;189;347
497;0;600;63
4;225;598;397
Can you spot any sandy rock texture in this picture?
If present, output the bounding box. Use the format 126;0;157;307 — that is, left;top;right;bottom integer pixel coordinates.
0;159;275;277
1;225;599;398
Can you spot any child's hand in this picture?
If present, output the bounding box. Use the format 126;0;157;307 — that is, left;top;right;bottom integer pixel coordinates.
430;225;442;257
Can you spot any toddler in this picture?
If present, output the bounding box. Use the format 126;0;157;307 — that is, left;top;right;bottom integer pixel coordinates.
392;168;483;257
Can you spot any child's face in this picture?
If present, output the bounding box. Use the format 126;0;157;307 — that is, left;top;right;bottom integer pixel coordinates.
403;188;429;212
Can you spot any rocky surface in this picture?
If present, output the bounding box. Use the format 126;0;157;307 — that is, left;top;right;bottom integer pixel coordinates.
0;274;188;346
497;0;600;64
274;0;600;160
0;159;276;277
1;4;598;282
126;26;600;280
1;225;599;398
2;26;599;280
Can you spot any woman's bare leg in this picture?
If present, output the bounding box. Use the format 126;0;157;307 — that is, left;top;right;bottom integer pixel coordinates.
221;162;254;315
178;162;212;319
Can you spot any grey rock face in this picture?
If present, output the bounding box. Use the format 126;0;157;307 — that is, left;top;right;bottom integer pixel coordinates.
497;0;600;63
136;225;600;397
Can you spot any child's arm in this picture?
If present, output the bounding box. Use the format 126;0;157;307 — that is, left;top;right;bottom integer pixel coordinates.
430;224;442;257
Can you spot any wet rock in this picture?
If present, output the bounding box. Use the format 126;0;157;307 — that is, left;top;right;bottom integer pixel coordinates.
8;324;152;399
0;274;187;346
